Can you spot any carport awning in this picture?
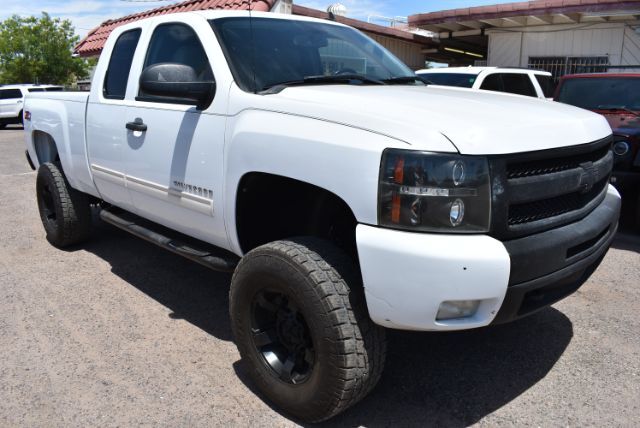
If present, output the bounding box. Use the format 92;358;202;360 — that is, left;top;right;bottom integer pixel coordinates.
409;0;640;34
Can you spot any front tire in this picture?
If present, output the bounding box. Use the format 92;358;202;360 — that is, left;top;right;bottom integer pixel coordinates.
230;238;386;423
36;162;92;247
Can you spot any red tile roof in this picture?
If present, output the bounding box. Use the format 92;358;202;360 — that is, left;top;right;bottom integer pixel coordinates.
75;0;275;57
409;0;640;26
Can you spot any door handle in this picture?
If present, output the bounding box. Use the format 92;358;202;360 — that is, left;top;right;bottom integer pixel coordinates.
126;120;147;132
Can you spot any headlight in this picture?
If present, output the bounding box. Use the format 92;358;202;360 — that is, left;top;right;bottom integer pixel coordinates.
378;149;491;232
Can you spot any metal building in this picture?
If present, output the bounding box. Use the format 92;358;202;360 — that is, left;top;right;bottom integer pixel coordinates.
409;0;640;80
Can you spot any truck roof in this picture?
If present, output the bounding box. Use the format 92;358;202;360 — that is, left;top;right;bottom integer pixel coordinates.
416;66;551;76
0;84;62;89
110;9;349;36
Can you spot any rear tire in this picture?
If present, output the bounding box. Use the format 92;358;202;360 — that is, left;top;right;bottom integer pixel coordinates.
230;238;386;423
0;123;6;130
36;162;92;247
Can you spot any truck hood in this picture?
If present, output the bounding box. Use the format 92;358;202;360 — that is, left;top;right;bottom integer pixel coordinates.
260;85;612;155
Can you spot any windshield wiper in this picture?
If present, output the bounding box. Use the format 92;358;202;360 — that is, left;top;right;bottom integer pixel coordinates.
259;74;386;94
382;76;429;85
597;105;640;117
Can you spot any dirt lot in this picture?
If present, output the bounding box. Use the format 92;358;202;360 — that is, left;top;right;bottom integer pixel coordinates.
1;125;639;427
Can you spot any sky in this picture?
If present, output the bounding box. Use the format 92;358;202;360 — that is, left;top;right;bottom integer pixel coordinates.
0;0;519;38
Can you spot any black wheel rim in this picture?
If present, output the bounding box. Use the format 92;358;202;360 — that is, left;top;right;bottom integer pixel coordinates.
251;290;315;385
40;182;57;226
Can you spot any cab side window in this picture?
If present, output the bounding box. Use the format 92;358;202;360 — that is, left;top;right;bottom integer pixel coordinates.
139;23;213;103
480;74;503;91
0;89;23;100
480;73;537;97
104;29;142;99
501;74;537;97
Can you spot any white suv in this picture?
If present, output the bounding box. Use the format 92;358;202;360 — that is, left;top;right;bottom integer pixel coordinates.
0;84;63;128
416;67;554;99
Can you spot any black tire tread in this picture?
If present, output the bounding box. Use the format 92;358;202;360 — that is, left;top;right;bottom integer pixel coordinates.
37;162;91;247
230;238;386;422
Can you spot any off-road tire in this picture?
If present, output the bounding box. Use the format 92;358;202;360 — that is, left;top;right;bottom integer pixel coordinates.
230;238;386;423
36;162;92;247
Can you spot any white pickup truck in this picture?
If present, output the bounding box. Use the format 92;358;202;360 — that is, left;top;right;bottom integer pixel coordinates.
24;10;620;422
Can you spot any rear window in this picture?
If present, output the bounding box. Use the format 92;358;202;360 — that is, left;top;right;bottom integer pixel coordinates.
419;73;477;88
556;77;640;110
535;74;555;98
0;89;23;99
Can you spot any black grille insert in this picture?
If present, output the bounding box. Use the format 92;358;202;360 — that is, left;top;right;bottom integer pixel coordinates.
508;177;608;226
507;145;610;179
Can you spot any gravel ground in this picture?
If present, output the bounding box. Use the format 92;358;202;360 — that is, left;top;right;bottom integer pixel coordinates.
1;125;639;427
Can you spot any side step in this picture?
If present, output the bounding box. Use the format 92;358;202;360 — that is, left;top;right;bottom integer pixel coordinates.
99;207;239;273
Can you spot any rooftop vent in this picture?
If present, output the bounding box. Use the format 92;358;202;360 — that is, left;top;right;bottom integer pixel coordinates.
327;3;347;17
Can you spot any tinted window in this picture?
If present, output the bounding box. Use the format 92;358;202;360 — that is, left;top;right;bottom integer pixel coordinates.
211;17;416;93
501;74;537;97
46;87;64;92
141;23;213;101
104;29;141;99
535;74;555;98
419;73;477;88
480;74;502;91
0;89;23;99
480;73;537;97
28;88;46;92
556;77;640;111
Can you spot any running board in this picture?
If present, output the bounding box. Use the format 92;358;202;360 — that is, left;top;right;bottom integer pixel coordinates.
99;207;239;273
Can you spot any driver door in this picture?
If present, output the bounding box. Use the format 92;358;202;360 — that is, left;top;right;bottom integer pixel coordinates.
124;21;228;247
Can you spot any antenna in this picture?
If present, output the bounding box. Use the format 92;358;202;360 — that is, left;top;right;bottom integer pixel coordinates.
249;0;258;93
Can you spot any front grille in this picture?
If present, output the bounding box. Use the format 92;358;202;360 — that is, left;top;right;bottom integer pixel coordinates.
490;136;613;240
508;177;608;226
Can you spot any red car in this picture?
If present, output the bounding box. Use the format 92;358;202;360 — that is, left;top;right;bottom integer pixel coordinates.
555;73;640;229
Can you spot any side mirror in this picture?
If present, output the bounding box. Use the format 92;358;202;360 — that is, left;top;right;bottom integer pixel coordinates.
139;63;216;110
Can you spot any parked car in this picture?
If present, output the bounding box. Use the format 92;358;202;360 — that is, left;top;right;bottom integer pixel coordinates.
24;11;620;422
416;66;555;99
0;84;63;129
555;73;640;228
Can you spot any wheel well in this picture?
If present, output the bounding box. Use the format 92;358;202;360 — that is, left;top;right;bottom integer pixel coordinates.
33;131;59;165
236;173;358;257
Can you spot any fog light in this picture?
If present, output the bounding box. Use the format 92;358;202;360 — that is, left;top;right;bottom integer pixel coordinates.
436;300;480;321
613;141;629;156
449;199;465;227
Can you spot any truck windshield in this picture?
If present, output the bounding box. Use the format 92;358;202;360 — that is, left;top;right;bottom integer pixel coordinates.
556;77;640;111
418;73;477;88
210;17;418;93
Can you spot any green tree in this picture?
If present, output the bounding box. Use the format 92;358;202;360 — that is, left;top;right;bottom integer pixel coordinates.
0;12;90;85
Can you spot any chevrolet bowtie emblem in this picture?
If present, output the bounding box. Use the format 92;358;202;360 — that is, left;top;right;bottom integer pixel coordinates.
578;161;597;193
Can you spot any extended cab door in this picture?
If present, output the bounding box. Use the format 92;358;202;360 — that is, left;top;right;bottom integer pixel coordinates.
123;19;228;247
86;28;143;212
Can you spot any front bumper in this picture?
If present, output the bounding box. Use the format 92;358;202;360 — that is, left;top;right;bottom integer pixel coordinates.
357;185;621;331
